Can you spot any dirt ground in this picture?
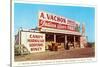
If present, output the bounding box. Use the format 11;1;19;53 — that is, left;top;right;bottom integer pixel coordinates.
15;47;95;62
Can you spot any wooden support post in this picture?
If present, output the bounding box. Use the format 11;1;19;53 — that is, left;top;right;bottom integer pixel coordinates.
65;35;67;49
74;35;76;48
65;35;67;44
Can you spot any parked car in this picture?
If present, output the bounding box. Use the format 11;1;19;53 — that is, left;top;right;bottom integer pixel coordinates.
14;44;30;56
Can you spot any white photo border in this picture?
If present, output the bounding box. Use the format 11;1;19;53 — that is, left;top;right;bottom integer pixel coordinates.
11;0;97;67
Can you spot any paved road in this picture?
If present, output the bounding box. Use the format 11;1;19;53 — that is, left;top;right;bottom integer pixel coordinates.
15;48;95;61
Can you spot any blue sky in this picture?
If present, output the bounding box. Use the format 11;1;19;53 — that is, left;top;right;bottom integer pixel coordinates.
14;3;95;42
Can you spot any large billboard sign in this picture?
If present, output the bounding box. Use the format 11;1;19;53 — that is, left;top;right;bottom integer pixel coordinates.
21;31;45;53
38;11;80;32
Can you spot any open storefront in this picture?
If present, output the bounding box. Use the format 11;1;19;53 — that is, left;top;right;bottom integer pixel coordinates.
41;31;81;51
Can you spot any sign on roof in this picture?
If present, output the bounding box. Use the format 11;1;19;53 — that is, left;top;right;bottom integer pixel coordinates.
38;11;80;32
